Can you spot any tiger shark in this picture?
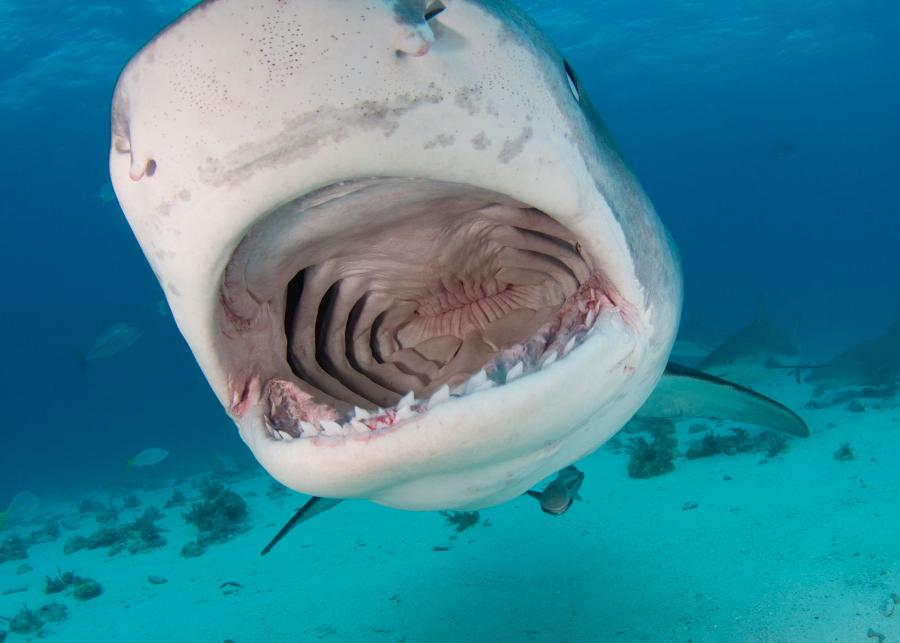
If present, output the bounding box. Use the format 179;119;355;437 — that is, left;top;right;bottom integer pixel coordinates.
110;0;806;517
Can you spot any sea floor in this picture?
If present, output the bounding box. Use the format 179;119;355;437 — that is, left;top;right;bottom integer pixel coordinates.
2;377;898;642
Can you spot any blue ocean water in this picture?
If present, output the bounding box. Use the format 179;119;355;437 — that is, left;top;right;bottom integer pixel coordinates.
1;1;898;641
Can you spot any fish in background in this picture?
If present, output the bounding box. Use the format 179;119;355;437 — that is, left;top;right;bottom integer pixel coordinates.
525;466;585;515
696;298;801;385
806;318;900;388
214;451;241;474
0;491;39;529
127;448;170;469
76;322;144;372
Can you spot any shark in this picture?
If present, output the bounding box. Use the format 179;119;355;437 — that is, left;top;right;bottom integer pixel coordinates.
806;319;900;388
109;0;807;527
696;298;801;385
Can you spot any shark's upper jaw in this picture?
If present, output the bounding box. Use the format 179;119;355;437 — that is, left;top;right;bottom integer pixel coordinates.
220;176;647;507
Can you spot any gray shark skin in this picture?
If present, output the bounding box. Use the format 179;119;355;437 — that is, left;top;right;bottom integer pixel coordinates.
696;299;799;384
109;0;803;515
807;319;900;388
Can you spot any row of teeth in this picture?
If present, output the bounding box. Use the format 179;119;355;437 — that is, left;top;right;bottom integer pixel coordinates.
267;307;621;442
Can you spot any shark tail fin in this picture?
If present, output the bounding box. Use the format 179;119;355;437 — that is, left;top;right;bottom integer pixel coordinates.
637;362;809;437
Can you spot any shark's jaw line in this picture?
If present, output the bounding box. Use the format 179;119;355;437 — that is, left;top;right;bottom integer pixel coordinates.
223;176;637;448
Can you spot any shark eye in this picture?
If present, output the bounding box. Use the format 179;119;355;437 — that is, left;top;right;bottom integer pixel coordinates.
425;1;446;21
563;60;580;103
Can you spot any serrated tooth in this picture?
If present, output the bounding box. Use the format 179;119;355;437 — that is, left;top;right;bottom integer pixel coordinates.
320;420;343;436
564;336;577;355
585;310;595;327
473;379;495;393
270;429;282;441
541;352;557;368
464;369;488;395
398;391;415;409
353;406;370;421
506;362;524;382
428;384;450;408
299;421;318;437
396;406;415;421
275;430;293;441
350;420;369;434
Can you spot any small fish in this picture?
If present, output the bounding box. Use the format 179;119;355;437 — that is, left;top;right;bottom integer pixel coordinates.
525;465;584;516
214;451;240;474
77;322;144;371
128;448;170;469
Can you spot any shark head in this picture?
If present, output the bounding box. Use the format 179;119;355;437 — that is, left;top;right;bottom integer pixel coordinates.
109;0;681;511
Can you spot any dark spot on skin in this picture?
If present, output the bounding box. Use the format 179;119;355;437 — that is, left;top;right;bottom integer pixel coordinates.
423;134;454;150
145;159;157;176
471;132;492;151
168;283;181;297
498;126;533;163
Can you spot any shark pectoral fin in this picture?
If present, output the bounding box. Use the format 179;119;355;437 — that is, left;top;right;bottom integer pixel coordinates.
573;492;583;501
260;496;344;556
637;362;809;437
525;490;542;502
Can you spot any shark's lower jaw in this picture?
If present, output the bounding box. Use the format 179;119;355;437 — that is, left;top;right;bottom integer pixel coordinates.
218;178;645;507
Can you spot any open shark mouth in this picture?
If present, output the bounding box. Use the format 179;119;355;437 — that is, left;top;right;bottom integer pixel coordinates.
221;178;636;443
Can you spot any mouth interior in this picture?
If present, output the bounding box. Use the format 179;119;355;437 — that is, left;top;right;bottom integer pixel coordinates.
220;179;622;440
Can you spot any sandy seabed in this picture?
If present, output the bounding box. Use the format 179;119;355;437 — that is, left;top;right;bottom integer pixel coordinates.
2;376;898;643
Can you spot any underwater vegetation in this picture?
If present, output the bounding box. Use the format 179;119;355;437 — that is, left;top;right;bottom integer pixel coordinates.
164;488;187;509
0;535;29;564
625;419;677;479
685;428;756;459
183;479;248;546
64;506;166;555
4;606;43;635
439;511;481;533
684;428;791;461
834;443;856;461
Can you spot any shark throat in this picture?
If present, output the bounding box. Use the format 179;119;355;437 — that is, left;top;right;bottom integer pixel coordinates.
221;178;629;441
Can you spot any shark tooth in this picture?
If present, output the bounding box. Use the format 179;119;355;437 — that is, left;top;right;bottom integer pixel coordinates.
464;369;488;395
275;430;293;441
353;406;371;420
398;391;415;409
320;420;344;436
299;421;319;437
541;352;557;368
506;361;524;382
585;310;595;328
428;384;450;408
563;336;577;355
349;420;369;434
396;406;415;421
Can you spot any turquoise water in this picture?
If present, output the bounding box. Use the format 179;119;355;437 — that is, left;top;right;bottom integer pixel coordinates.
1;1;898;641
